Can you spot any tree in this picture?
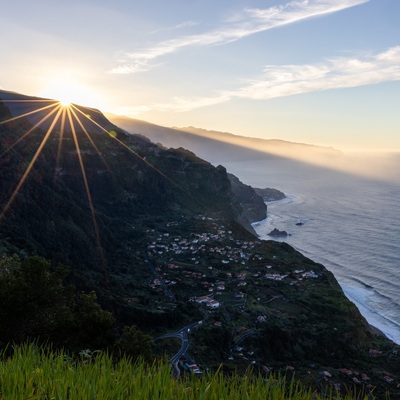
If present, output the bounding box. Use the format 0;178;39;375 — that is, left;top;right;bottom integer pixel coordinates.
113;325;154;361
0;255;114;351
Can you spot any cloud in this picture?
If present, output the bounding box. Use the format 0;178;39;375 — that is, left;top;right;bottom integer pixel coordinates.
174;20;199;29
245;0;369;24
232;46;400;100
111;0;369;74
153;94;232;113
127;46;400;114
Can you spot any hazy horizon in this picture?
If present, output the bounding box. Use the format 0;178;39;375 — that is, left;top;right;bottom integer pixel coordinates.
106;112;400;185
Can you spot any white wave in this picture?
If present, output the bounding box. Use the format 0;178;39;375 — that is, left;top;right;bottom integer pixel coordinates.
340;283;400;344
265;194;296;206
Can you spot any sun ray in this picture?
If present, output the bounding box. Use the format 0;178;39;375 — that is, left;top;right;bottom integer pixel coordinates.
0;105;63;221
0;99;59;102
69;105;110;171
70;105;199;218
0;101;59;126
0;94;204;293
0;103;62;159
66;107;106;270
71;104;183;190
55;107;67;177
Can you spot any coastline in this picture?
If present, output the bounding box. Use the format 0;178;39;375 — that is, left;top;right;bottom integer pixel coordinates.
252;195;400;345
340;283;400;344
251;194;297;242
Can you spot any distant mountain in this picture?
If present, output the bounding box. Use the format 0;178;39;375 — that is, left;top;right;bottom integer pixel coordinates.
106;114;342;166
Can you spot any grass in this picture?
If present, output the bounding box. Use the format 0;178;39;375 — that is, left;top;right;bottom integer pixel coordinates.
0;344;374;400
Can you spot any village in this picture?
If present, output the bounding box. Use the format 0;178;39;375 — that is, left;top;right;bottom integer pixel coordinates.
143;216;398;392
146;215;323;311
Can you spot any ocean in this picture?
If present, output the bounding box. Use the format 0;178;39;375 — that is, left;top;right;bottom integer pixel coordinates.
222;153;400;344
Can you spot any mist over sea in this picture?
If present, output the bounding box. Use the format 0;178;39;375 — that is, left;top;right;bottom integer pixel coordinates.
223;153;400;344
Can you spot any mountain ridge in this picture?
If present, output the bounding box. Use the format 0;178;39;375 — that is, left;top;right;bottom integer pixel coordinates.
106;113;342;166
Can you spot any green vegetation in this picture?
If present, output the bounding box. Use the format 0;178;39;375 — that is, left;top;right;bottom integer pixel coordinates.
1;98;399;398
0;255;153;359
0;344;372;400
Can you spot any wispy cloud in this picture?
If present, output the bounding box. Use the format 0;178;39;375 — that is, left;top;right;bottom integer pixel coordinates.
111;0;369;74
232;46;400;101
121;46;400;115
174;20;198;29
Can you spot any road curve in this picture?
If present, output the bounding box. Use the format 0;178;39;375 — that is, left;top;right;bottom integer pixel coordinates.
156;321;202;377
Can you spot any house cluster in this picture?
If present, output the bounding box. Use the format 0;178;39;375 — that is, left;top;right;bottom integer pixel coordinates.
147;226;322;303
182;361;202;374
338;368;371;383
293;269;320;279
146;218;263;295
191;295;220;309
146;218;259;268
263;269;319;282
149;277;177;292
264;273;288;281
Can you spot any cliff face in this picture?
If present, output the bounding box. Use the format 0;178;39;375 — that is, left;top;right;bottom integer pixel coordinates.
227;173;267;225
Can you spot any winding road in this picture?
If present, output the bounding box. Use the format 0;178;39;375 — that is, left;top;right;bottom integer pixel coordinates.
156;320;202;377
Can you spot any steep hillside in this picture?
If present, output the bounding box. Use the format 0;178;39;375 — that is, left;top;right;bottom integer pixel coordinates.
1;92;399;398
0;92;259;299
227;173;267;224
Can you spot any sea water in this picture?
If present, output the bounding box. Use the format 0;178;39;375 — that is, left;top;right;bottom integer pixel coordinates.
222;155;400;344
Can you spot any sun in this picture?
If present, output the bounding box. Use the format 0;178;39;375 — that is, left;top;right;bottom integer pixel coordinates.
59;97;73;108
40;76;101;109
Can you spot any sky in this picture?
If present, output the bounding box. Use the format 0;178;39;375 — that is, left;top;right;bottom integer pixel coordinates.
1;0;400;151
